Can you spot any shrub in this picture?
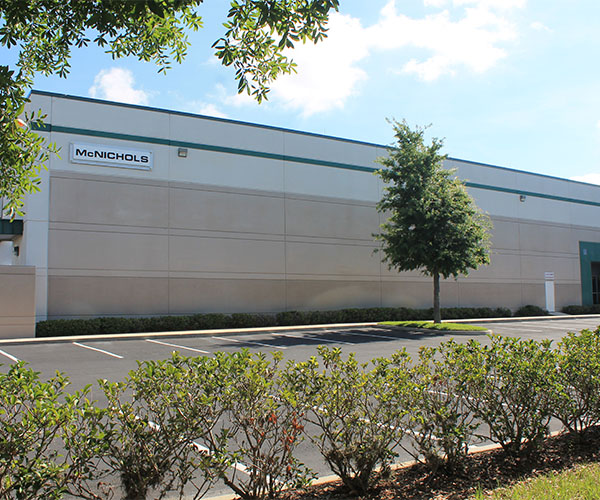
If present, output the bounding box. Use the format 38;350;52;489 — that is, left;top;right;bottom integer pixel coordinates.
0;363;101;499
514;304;549;317
212;350;312;500
98;354;229;500
285;347;411;495
402;346;478;473
443;336;557;458
562;304;600;315
552;328;600;434
36;306;513;338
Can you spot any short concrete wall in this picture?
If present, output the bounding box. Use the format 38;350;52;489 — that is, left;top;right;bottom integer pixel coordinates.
0;266;36;338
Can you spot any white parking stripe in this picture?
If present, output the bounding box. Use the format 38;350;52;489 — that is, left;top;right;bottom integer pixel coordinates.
146;339;209;354
342;330;404;341
495;326;544;332
276;332;355;346
211;336;286;350
0;348;19;363
72;342;123;359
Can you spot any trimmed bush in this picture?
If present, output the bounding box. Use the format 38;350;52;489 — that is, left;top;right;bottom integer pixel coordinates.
402;346;478;472
562;304;600;315
36;306;512;338
284;347;411;495
552;328;600;434
443;336;557;457
514;304;549;317
0;363;103;500
214;351;313;500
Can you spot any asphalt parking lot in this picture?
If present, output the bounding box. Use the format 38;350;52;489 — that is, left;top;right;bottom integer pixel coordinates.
1;316;599;499
0;316;599;394
1;316;599;390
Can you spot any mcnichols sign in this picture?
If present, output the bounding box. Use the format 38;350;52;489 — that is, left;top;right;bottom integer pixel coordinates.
70;143;153;170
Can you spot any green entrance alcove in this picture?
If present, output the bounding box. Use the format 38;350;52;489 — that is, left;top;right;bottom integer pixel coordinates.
579;241;600;306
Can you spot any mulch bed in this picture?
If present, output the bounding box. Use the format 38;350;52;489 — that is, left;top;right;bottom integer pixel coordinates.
283;426;600;500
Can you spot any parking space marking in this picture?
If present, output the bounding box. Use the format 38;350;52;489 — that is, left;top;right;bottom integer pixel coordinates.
276;332;355;346
342;330;405;341
494;326;544;333
0;348;19;363
146;339;210;355
211;336;286;350
72;342;124;359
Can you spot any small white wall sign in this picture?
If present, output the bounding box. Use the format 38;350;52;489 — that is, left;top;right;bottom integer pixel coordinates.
70;142;153;170
545;271;555;312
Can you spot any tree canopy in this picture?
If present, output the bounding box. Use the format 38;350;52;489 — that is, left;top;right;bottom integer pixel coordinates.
0;0;339;216
374;120;491;323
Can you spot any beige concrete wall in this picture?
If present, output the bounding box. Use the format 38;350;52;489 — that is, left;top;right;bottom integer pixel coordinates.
23;93;600;320
0;266;36;337
44;166;595;318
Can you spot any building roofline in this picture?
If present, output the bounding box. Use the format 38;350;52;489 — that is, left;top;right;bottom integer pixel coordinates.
28;89;599;190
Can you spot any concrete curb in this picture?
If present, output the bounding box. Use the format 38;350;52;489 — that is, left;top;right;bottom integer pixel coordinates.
2;314;599;345
0;322;378;345
443;314;600;324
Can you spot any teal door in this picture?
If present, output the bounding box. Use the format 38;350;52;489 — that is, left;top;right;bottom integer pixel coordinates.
593;262;600;305
580;242;600;306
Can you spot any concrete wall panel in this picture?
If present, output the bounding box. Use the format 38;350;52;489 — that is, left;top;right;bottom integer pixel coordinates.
169;187;284;234
286;280;381;310
50;176;169;227
0;266;35;337
286;241;380;277
283;133;379;167
284;162;379;202
48;276;169;318
285;198;378;240
169;235;285;274
172;149;284;192
170;113;285;155
169;278;286;314
457;282;524;309
48;230;168;271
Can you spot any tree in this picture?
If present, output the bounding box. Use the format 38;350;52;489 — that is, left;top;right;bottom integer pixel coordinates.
374;120;491;323
0;0;339;216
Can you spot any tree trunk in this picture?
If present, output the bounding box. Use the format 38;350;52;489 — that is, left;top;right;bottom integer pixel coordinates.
433;271;441;324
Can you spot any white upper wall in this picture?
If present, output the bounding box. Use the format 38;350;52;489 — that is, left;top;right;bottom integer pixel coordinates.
27;91;600;224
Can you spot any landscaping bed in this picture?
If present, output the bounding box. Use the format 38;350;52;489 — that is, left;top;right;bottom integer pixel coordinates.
282;427;600;500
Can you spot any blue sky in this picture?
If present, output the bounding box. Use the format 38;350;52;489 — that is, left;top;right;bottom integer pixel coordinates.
7;0;600;184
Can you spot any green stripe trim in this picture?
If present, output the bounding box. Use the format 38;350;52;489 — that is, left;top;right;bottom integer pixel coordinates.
33;123;600;207
465;182;600;208
0;219;23;236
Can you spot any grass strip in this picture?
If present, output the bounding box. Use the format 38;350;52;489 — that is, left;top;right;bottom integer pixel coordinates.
379;321;488;331
473;462;600;499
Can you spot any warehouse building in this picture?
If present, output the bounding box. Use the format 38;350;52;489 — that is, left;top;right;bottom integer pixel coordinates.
1;90;599;338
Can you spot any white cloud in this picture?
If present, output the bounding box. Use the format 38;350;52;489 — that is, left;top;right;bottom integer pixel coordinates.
89;68;150;105
570;173;600;185
189;101;229;119
269;13;369;116
424;0;448;7
370;1;518;81
531;21;552;32
220;0;524;115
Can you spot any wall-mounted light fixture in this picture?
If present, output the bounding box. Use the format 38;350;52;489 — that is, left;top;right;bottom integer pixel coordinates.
177;147;188;158
13;246;19;257
519;194;526;202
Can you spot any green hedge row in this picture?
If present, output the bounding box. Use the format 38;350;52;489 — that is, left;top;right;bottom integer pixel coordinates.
3;329;600;499
36;306;513;337
562;304;600;315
